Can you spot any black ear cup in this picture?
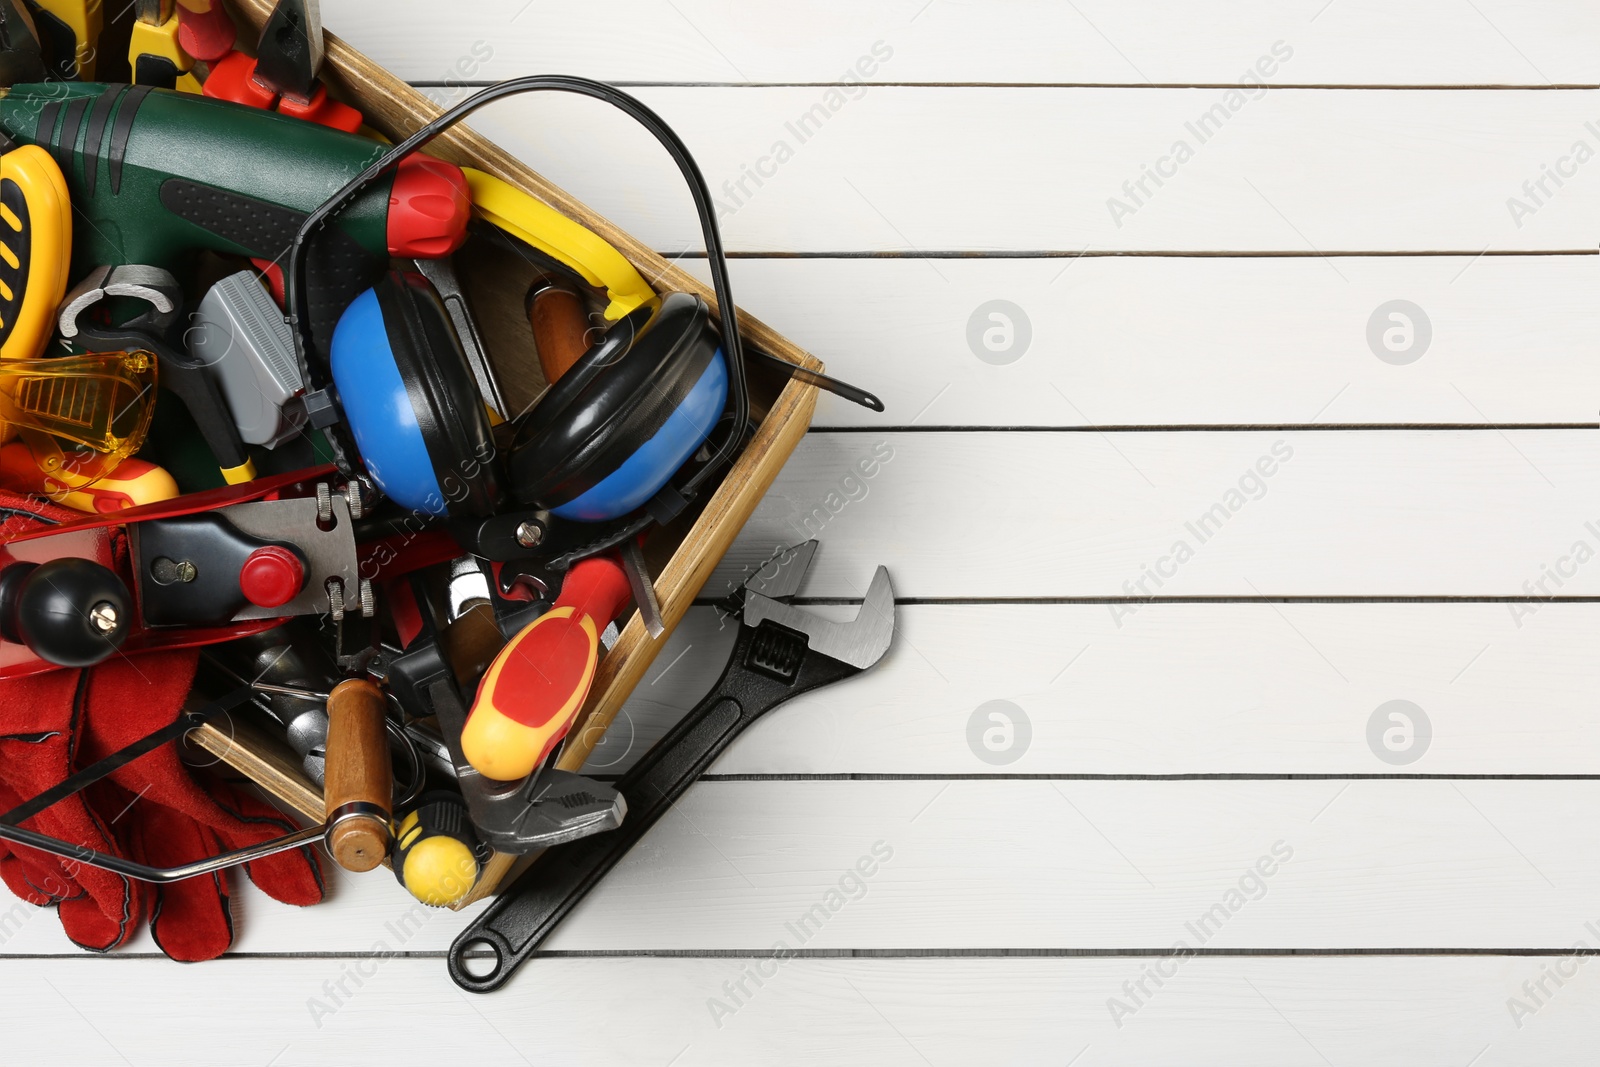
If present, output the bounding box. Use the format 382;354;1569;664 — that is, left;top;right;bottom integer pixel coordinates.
508;291;728;522
330;270;504;518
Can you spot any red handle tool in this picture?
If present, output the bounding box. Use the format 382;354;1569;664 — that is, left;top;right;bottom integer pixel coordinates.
461;557;631;782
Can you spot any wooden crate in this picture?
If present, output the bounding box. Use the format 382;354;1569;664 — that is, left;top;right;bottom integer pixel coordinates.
189;0;822;904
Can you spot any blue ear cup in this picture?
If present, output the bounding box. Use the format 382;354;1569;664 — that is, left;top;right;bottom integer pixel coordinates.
330;271;504;517
508;291;728;522
331;272;728;526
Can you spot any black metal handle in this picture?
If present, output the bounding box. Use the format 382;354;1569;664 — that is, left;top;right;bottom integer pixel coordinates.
448;619;855;992
151;345;252;472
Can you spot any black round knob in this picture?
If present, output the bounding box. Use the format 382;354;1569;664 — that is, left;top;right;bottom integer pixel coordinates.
3;559;131;668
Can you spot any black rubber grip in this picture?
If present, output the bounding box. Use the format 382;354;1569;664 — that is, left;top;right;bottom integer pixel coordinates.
133;54;179;90
81;85;127;193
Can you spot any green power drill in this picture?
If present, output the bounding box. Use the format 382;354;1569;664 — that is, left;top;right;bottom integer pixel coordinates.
0;81;471;350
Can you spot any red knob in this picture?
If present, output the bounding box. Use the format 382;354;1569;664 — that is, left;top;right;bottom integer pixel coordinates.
387;154;472;259
240;546;305;609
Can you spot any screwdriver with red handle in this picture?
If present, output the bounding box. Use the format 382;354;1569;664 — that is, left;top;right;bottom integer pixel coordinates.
460;556;631;782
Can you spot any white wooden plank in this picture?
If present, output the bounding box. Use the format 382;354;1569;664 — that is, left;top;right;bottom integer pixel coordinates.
671;255;1600;427
532;779;1600;951
326;0;1600;87
4;955;1595;1066
712;430;1600;598
421;86;1600;252
586;601;1600;776
4;780;1600;953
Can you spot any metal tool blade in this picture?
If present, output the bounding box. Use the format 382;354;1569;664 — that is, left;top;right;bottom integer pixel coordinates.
742;564;894;670
619;538;664;638
413;257;507;418
254;0;324;101
134;0;174;26
747;349;884;411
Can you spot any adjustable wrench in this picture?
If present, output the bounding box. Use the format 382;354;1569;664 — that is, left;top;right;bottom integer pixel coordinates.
447;545;895;992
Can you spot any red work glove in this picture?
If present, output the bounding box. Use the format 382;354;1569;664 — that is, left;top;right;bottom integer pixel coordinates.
0;493;325;960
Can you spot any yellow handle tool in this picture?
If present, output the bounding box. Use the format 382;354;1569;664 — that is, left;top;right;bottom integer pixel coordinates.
461;556;632;782
130;0;202;94
31;0;103;79
463;167;657;323
0;144;71;363
0;443;177;512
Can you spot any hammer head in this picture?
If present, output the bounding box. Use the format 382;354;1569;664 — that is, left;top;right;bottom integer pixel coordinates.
254;0;325;102
742;564;894;671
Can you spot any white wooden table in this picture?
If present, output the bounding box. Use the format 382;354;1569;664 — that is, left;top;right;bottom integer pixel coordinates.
6;2;1600;1062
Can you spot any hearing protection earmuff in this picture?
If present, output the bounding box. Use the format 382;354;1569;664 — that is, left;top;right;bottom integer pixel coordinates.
296;75;754;558
508;289;727;522
328;266;729;526
329;270;503;518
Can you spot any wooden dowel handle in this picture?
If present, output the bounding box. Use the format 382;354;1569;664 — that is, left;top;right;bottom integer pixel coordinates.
527;278;592;385
323;678;392;873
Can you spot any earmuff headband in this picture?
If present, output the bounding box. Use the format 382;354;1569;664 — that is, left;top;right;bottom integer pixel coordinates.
285;75;751;548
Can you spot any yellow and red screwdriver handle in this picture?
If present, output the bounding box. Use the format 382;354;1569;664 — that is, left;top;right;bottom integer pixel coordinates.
461;556;632;782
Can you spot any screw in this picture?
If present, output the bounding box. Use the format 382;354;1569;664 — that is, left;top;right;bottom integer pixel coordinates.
150;557;196;585
326;579;345;622
515;521;544;548
316;483;334;526
359;578;375;618
344;478;366;520
87;602;119;634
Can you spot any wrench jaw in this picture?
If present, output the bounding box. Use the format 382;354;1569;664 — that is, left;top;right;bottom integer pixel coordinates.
713;539;819;619
742;564;895;671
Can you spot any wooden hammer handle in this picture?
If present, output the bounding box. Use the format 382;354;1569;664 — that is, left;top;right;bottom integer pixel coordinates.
323;678;392;873
526;278;592;385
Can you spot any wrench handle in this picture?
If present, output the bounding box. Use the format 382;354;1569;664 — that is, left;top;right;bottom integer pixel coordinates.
448;694;744;992
448;619;857;993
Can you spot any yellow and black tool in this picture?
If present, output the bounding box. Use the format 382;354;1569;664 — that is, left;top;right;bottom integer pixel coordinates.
27;0;100;80
0;144;179;509
129;0;201;92
392;791;489;908
0;143;70;362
